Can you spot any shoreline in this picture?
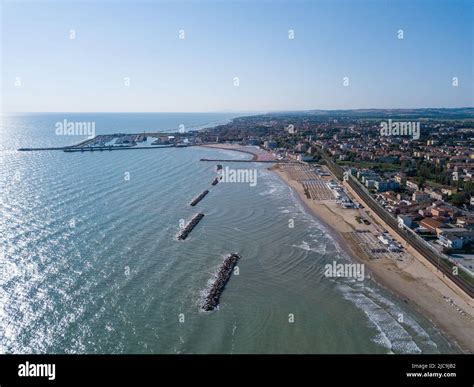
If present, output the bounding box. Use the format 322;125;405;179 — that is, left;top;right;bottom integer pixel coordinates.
272;165;474;353
199;143;277;162
199;144;258;160
197;143;474;352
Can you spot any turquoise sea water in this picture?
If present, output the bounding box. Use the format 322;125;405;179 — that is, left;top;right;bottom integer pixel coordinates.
0;113;458;353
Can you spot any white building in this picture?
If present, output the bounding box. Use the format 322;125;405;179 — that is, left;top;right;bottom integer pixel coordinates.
438;234;464;250
397;215;413;228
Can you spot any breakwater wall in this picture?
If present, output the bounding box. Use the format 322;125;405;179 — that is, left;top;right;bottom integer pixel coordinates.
177;213;205;240
202;253;241;311
190;190;209;206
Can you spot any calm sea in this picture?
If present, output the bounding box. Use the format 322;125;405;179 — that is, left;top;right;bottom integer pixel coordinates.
0;113;457;353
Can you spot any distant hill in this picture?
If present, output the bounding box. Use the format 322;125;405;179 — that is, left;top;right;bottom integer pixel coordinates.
257;108;474;120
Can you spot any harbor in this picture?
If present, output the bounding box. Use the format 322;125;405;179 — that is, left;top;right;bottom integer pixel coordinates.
63;145;176;152
18;144;178;152
18;147;69;151
17;133;191;152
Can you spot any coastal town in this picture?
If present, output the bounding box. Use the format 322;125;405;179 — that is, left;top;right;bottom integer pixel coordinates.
200;110;474;273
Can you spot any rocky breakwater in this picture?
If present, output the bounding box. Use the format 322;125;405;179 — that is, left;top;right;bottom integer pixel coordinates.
202;253;241;311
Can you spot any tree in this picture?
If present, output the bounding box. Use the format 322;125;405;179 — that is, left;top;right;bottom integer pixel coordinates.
451;192;467;206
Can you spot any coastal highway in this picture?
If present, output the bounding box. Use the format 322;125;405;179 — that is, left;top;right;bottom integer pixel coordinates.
320;151;474;299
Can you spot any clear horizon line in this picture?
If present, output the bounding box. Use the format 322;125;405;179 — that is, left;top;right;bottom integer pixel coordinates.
2;106;474;115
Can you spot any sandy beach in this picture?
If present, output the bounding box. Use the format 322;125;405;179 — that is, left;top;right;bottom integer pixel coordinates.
200;143;278;161
273;163;474;353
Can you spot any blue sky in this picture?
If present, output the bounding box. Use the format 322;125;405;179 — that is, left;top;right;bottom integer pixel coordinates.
1;0;472;112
